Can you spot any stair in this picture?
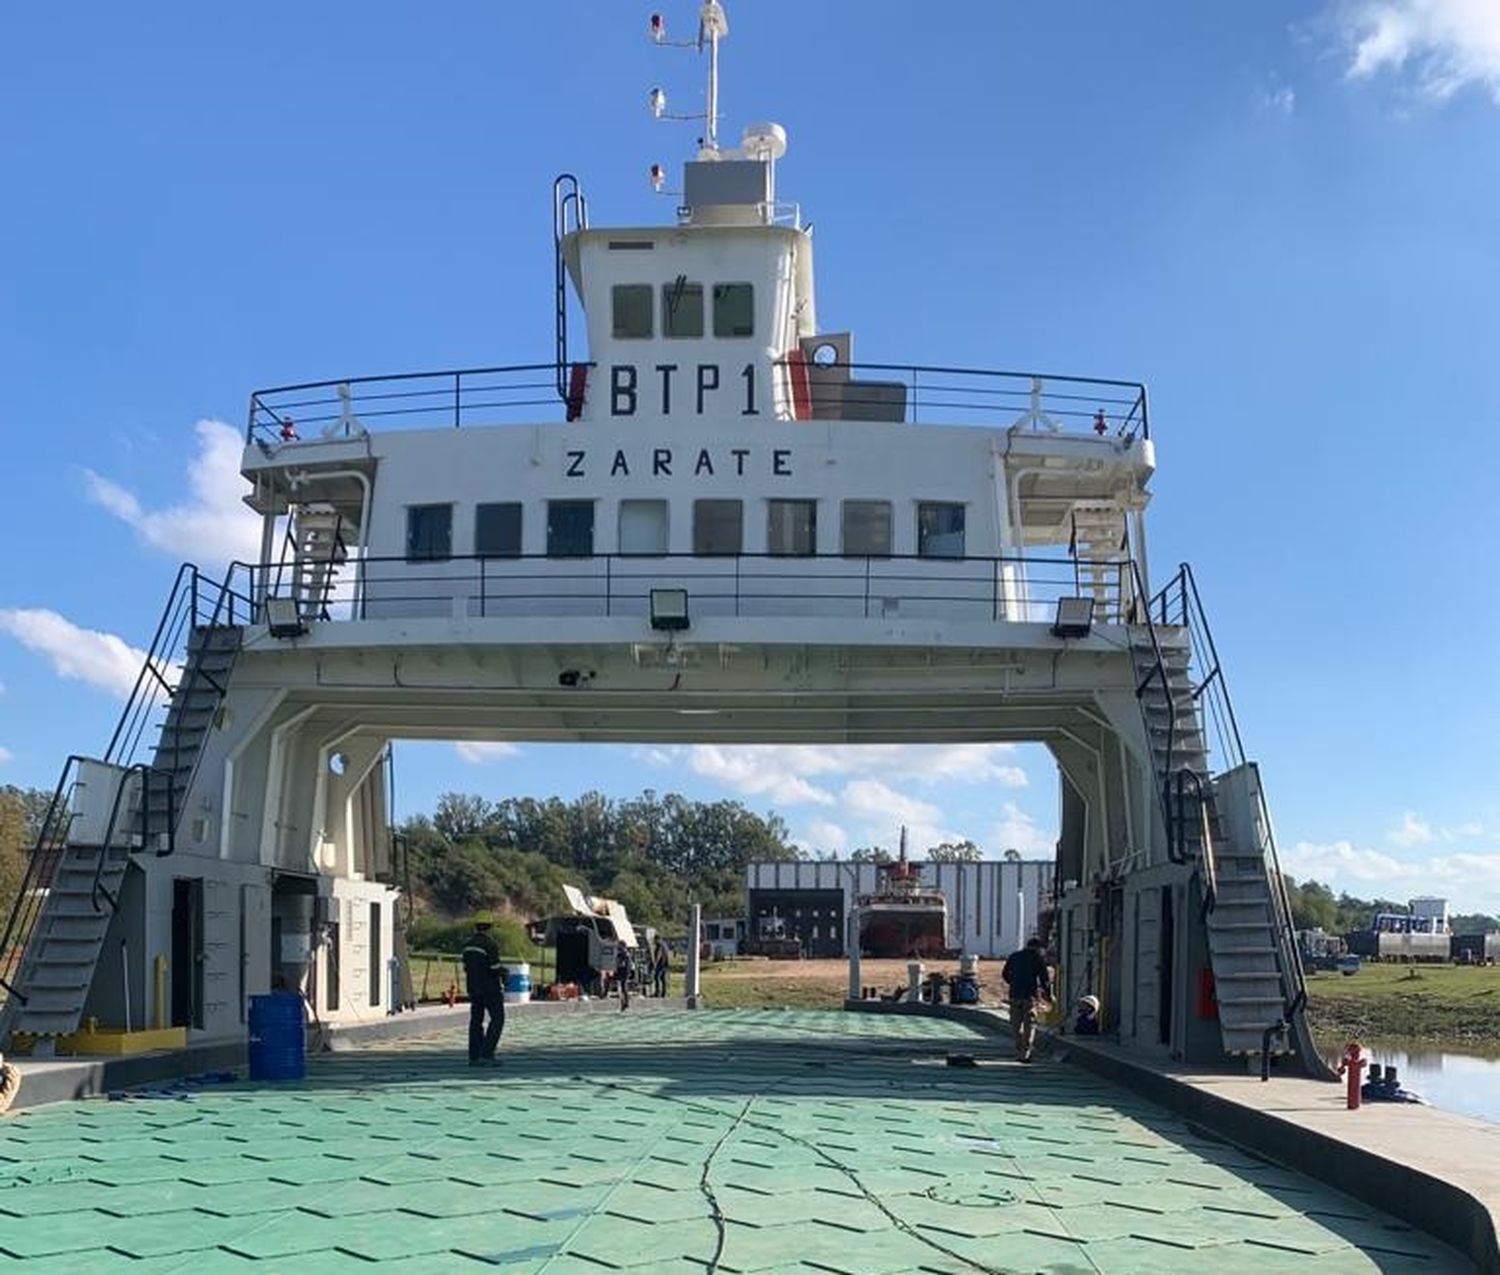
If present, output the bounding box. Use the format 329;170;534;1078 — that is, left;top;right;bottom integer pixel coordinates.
291;504;348;618
3;837;133;1042
142;625;242;846
1070;503;1127;621
1129;627;1296;1058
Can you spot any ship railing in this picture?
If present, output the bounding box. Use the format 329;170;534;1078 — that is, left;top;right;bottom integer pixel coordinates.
776;361;1149;438
229;551;1136;627
1149;563;1310;1027
245;362;1148;442
246;364;584;446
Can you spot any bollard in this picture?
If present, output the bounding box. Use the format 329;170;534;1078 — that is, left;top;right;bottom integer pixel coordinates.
906;961;923;1004
1337;1040;1364;1110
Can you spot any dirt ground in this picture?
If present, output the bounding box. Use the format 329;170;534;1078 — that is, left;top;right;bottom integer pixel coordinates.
699;957;984;1009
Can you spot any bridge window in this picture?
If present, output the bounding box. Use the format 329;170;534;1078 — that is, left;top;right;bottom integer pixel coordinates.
612;285;653;339
917;502;966;558
475;502;522;557
547;500;595;557
713;283;754;337
841;500;891;557
618;499;668;555
406;503;452;562
694;499;742;555
768;499;817;556
662;279;704;338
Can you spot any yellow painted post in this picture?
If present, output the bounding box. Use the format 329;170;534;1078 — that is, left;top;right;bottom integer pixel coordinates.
155;956;168;1031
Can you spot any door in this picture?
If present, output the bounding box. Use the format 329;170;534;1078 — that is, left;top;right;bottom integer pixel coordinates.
1132;886;1163;1049
171;878;205;1030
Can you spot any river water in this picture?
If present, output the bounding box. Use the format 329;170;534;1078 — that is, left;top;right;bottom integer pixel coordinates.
1351;1044;1500;1124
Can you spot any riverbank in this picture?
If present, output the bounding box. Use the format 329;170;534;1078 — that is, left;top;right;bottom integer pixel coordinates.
1303;964;1500;1047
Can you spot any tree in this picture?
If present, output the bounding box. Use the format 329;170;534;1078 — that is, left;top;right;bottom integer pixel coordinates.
433;792;493;843
928;840;982;863
1002;849;1023;863
850;846;892;864
0;790;26;929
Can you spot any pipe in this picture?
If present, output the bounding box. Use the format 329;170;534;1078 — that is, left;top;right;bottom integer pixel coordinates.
1260;1019;1286;1082
122;938;131;1033
155;956;168;1030
685;904;702;1006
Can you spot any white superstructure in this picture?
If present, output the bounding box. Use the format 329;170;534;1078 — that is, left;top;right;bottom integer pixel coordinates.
0;4;1320;1075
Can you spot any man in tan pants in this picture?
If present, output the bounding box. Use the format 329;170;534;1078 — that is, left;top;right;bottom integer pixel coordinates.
1001;937;1052;1062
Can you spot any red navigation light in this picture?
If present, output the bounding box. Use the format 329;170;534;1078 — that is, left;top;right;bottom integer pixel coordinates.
649;13;665;42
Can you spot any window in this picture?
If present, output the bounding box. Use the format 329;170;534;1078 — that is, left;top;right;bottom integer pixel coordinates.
475;502;522;557
918;502;966;558
662;279;704;337
612;284;653;339
547;500;595;557
694;499;742;555
768;499;817;556
406;504;452;561
618;499;668;555
713;283;754;337
841;500;892;557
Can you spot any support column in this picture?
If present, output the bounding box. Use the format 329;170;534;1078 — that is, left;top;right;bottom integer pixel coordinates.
685;903;702;1007
846;907;861;1002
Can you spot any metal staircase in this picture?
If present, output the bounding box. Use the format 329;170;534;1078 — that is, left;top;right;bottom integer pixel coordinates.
1130;564;1327;1074
1;768;139;1041
1070;504;1129;620
0;565;248;1047
290;504;348;618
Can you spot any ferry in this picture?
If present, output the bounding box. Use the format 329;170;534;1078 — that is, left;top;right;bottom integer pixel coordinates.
0;0;1320;1083
856;829;950;959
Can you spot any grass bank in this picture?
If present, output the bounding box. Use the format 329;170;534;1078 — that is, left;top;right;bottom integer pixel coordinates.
1304;963;1500;1047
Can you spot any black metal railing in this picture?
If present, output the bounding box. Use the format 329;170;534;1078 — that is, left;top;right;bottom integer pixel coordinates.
0;564;252;1029
0;756;84;1006
245;361;1150;444
230;550;1139;629
1149;563;1308;1025
779;361;1149;437
246;364;581;445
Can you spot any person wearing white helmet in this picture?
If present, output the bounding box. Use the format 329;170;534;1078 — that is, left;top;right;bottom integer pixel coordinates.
1075;994;1101;1036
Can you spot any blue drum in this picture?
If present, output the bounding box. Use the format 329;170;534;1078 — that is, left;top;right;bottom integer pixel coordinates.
248;991;306;1081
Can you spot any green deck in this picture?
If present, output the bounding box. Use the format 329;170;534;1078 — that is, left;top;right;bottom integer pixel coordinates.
0;1010;1470;1272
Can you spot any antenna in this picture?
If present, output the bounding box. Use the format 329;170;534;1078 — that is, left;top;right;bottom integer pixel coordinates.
646;2;730;159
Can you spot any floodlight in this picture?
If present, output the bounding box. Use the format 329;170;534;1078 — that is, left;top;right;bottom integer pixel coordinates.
1051;596;1093;639
650;588;690;631
265;596;306;639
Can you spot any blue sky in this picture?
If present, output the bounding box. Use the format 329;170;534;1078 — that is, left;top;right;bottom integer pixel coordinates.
2;3;1498;903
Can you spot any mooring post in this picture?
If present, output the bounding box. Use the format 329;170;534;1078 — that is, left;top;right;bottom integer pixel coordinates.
685;903;702;1007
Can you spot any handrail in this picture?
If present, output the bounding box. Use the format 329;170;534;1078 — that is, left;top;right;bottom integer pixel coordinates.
91;764;151;913
245;360;1150;442
1149;564;1309;1024
1175;769;1216;915
0;755;85;1005
1127;559;1182;865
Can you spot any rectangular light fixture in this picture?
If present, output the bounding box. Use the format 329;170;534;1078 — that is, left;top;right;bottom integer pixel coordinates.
649;587;690;631
265;595;307;639
1051;596;1094;639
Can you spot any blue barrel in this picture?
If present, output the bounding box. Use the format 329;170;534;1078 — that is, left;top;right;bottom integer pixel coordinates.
248;991;306;1081
503;962;532;1005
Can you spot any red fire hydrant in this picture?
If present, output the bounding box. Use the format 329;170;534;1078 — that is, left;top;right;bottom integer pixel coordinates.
1336;1040;1364;1110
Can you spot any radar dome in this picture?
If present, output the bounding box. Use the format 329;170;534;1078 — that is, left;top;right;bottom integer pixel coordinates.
741;121;787;161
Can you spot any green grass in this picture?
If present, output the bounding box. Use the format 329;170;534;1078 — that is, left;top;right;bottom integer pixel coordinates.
1304;963;1500;1046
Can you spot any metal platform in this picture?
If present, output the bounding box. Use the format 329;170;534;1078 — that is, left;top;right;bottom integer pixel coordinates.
0;1010;1469;1272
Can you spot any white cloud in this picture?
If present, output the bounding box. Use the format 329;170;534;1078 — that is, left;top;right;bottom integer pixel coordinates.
686;745;839;806
804;818;849;853
990;802;1056;858
1282;837;1500;910
454;741;520;764
0;608;152;699
1387;811;1435;846
84;419;260;567
0;746;12;765
666;742;1028;810
1337;0;1500;102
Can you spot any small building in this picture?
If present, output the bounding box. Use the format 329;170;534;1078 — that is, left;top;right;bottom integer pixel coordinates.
745;858;1051;959
701;917;746;959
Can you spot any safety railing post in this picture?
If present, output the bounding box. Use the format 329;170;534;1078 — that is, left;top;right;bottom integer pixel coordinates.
454;372;461;428
605;556;612;618
864;557;872;619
